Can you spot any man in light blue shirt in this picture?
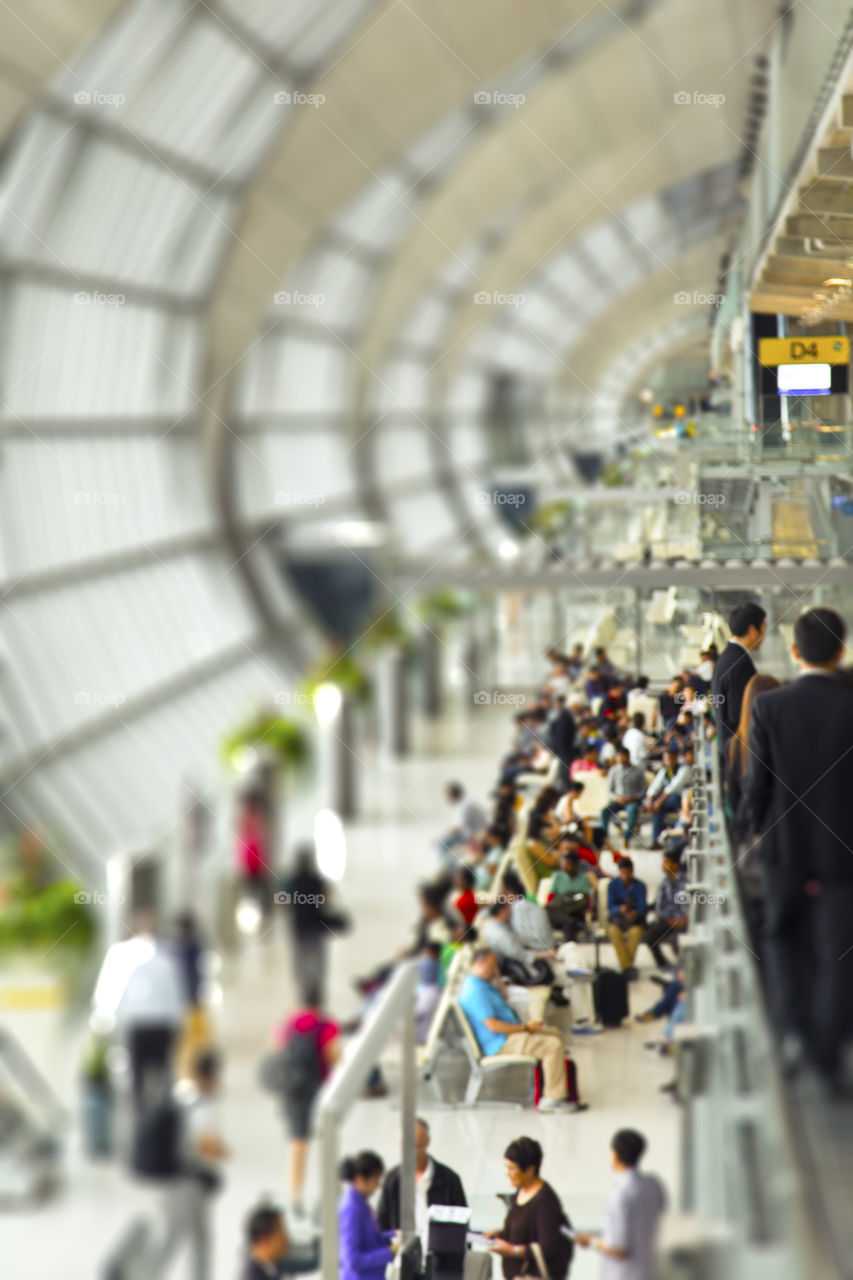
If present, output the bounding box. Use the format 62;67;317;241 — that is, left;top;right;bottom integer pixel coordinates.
457;949;570;1110
576;1129;666;1279
644;747;693;847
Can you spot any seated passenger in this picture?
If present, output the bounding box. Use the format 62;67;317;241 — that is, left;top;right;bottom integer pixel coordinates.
584;666;609;702
502;871;557;950
642;852;688;972
659;676;685;729
622;712;650;768
450;864;479;928
598;722;622;767
414;947;442;1044
602;680;627;718
354;884;452;995
570;742;603;780
458;949;571;1111
606;858;647;978
594;647;617;681
644;747;693;848
439;782;487;859
473;828;505;890
600;747;646;845
481;901;564;1002
546;851;593;940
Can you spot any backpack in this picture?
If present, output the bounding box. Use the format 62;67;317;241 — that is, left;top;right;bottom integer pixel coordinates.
259;1030;321;1102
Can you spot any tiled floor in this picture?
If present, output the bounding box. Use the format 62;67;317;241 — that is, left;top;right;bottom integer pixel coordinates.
4;703;680;1280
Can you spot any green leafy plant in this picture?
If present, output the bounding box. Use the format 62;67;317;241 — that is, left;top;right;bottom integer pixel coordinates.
601;461;626;488
222;713;311;774
0;878;95;964
530;499;575;536
303;651;372;706
416;589;474;623
360;610;412;654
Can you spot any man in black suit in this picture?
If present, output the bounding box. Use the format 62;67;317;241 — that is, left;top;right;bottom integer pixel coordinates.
745;607;853;1091
378;1118;466;1273
546;694;578;788
711;601;766;781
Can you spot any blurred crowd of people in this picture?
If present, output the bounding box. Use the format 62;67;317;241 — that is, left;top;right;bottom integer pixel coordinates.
83;598;853;1277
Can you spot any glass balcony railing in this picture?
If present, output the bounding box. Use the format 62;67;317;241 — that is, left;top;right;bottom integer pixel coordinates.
666;731;842;1279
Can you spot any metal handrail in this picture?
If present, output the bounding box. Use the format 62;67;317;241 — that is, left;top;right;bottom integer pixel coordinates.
666;717;834;1278
317;961;418;1280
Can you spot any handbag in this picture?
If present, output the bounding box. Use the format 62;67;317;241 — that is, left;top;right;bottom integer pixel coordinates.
502;957;554;987
519;1241;551;1280
319;906;352;934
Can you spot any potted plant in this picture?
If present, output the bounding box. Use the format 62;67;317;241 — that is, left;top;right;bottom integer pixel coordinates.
221;712;311;776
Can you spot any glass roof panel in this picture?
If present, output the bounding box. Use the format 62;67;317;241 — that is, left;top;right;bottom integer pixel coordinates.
0;282;200;419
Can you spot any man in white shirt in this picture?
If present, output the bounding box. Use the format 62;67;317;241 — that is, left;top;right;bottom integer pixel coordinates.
575;1129;666;1280
622;713;650;768
92;913;185;1104
440;783;487;858
378;1117;467;1268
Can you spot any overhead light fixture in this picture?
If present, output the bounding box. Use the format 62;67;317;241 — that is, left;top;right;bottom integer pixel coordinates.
331;521;387;547
498;538;520;561
314;808;346;881
823;277;851;286
314;683;343;726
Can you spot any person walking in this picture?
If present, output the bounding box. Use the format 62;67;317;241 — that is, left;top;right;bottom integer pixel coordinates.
265;989;340;1216
151;1049;227;1280
575;1129;666;1279
279;844;338;1006
91;912;185;1109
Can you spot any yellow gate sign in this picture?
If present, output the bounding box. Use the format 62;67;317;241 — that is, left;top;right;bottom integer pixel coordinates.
758;336;849;365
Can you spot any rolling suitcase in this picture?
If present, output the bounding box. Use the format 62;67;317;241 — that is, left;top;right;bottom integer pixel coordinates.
533;1055;581;1105
593;968;629;1026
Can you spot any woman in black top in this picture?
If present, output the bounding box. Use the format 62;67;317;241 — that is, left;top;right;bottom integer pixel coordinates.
486;1138;573;1280
728;673;780;968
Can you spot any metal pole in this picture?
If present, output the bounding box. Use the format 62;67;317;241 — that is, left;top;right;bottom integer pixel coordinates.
634;589;643;677
399;994;416;1240
320;1107;339;1280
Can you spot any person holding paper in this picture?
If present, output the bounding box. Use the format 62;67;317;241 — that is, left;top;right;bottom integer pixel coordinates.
574;1129;665;1280
485;1137;573;1280
377;1118;467;1273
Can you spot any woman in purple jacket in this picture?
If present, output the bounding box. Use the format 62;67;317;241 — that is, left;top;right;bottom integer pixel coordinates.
339;1151;398;1280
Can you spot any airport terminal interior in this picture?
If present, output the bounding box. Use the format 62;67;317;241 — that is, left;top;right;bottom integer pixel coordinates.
5;1;853;1278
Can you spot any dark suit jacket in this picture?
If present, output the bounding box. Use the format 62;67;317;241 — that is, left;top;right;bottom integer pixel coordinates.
745;673;853;883
711;641;756;763
378;1159;467;1271
547;708;577;765
377;1159;467;1232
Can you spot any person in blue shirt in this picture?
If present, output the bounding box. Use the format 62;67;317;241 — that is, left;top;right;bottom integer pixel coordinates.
458;949;571;1111
606;858;647;979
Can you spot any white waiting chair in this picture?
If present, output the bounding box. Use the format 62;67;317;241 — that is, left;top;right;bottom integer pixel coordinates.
452;1001;538;1106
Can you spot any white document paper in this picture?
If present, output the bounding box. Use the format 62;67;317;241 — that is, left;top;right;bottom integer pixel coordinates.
428;1204;472;1224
